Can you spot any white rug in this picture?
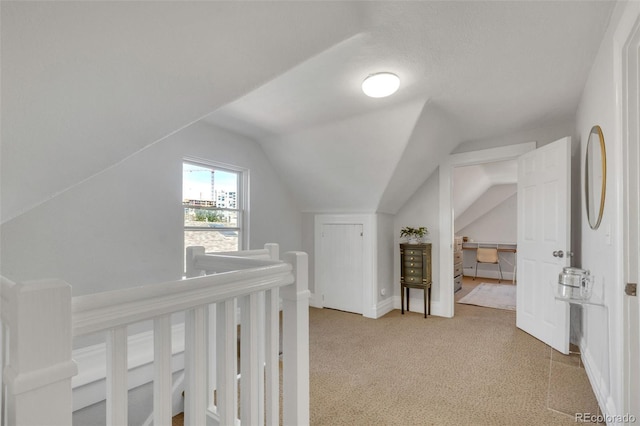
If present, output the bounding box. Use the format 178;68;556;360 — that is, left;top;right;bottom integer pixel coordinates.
457;283;516;311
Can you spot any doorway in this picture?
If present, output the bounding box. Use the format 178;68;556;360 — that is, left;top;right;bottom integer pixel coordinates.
438;142;536;318
453;160;518;283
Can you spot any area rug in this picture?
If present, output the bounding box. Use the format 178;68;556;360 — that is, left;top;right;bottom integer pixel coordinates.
457;283;516;311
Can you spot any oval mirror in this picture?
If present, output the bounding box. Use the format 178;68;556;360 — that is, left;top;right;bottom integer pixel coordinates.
585;125;606;229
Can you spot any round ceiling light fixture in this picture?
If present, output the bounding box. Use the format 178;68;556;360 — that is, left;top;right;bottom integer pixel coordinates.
361;72;400;98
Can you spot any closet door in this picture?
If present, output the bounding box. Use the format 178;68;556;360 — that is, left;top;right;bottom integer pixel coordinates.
319;223;364;314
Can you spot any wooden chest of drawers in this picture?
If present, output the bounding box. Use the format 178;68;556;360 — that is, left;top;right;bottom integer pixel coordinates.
454;236;463;292
400;243;432;318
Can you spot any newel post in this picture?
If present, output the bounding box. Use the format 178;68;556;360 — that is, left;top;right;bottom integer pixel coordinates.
264;243;280;261
281;252;310;426
3;279;77;426
186;246;206;278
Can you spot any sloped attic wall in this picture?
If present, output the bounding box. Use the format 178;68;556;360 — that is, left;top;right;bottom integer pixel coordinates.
1;1;365;292
0;121;301;296
456;193;517;243
1;1;363;222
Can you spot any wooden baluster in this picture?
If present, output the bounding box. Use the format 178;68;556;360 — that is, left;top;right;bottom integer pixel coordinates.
240;294;260;424
107;326;128;426
282;252;310;426
153;315;172;426
265;287;280;426
216;299;237;425
184;306;207;425
208;304;217;411
257;290;266;426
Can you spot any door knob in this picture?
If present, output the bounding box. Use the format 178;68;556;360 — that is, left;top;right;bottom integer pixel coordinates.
553;250;564;258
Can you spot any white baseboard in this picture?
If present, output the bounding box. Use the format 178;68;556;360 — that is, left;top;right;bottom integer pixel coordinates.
580;339;619;420
309;292;323;308
463;269;515;282
370;297;394;319
392;295;447;317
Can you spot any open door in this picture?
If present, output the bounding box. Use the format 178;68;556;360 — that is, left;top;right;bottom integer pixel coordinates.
516;136;571;354
620;4;640;418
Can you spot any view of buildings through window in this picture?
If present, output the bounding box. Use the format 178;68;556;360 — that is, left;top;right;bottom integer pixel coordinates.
183;161;242;261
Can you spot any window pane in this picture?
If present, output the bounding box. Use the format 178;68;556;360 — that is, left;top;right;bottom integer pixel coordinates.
184;207;238;228
183;164;238;212
185;230;239;253
183;160;243;273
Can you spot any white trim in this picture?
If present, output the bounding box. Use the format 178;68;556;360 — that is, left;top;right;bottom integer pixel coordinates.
581;338;618;420
314;214;376;318
614;1;640;420
372;297;394;319
393;293;443;317
439;142;536;318
72;324;186;411
182;157;250;251
308;292;323;309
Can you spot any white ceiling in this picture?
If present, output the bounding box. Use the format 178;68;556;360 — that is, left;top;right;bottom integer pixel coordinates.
2;2;615;220
205;1;614;213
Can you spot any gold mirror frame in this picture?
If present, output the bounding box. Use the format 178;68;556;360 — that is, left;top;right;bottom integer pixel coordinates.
585;125;606;230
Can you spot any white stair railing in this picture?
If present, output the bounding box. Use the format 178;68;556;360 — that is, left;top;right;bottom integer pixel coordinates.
1;244;309;426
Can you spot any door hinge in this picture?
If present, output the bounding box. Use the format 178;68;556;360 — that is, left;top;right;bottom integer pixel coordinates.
625;283;637;297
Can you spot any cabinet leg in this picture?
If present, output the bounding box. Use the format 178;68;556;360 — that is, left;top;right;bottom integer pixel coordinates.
401;286;405;315
423;288;427;318
406;288;410;312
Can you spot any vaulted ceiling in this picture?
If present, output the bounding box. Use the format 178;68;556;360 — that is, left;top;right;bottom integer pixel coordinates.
2;1;615;221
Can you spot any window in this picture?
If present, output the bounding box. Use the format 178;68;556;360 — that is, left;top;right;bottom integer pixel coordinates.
183;160;246;260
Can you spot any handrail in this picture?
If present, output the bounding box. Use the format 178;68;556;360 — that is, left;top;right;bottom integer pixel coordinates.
192;254;281;273
0;245;309;426
73;261;292;337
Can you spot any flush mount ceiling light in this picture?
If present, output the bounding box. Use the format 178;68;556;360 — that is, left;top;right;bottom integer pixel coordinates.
361;72;400;98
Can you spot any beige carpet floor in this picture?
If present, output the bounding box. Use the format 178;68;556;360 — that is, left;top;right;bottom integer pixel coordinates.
174;278;601;425
309;278;601;425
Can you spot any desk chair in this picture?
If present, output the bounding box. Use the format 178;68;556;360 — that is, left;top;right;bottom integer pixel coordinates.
474;247;503;283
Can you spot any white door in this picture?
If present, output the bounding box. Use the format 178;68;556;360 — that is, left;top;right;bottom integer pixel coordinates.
319;223;364;314
622;6;640;418
516;137;571;354
626;165;639;424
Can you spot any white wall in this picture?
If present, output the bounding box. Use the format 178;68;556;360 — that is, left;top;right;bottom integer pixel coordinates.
376;213;394;308
0;121;302;296
455;184;517;235
457;194;517;281
457;194;517;243
393;171;440;313
574;1;629;417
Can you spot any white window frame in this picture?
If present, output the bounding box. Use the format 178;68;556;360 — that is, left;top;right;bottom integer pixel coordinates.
183;157;249;253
